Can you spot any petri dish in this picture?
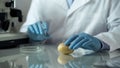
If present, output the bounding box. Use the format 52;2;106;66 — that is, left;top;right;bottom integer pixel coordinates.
19;43;45;53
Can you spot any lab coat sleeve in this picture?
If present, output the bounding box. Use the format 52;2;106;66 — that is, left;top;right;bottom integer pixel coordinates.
100;41;110;51
95;0;120;51
20;0;43;32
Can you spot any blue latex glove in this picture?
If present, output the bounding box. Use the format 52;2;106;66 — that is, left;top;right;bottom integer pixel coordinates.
64;33;102;51
27;21;49;41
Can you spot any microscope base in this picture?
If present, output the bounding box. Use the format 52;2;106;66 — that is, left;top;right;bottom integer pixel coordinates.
0;33;29;49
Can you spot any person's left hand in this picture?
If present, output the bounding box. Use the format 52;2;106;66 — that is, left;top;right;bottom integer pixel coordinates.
64;33;102;51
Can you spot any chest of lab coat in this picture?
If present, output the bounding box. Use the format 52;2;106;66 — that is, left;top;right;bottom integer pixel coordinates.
20;0;120;51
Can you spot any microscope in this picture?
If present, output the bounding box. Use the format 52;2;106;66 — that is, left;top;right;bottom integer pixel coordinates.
0;0;29;48
0;0;22;32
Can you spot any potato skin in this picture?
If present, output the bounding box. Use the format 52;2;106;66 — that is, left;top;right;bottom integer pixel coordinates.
58;43;73;55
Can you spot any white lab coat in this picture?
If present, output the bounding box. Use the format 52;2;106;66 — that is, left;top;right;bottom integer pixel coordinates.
20;0;120;51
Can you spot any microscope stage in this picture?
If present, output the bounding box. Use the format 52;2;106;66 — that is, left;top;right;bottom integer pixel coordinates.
0;33;28;41
0;33;29;48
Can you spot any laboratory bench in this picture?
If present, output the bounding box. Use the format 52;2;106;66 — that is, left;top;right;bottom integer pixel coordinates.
0;43;120;68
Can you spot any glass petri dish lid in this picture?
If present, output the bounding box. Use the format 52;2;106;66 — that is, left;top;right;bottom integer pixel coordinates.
19;43;45;53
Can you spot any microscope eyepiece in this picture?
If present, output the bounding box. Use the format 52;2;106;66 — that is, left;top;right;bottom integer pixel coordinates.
10;8;23;22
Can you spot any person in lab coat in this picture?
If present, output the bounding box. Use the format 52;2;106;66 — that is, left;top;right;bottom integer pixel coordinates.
20;0;120;52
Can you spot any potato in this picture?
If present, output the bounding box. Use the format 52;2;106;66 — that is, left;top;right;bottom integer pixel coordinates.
58;43;74;55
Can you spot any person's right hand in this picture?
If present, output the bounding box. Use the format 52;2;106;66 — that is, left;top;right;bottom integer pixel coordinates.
27;21;49;41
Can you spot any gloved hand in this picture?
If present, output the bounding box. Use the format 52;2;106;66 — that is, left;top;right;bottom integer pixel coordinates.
27;21;49;41
64;33;102;51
